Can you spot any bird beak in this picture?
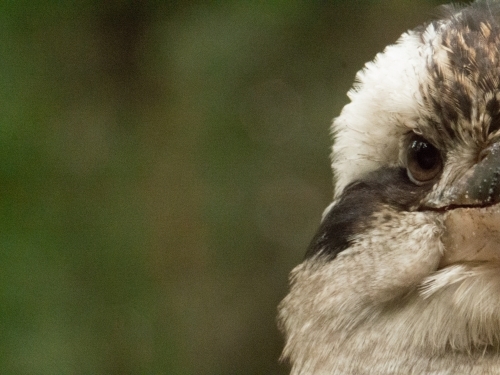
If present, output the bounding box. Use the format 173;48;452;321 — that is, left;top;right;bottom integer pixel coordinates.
422;141;500;267
424;142;500;209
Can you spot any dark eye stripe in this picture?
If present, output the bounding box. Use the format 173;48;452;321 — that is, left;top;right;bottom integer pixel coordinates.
306;167;433;260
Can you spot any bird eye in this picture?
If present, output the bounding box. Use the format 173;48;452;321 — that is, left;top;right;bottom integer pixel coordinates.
406;135;442;185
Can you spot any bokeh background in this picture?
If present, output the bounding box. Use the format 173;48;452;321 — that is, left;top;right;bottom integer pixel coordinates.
1;1;450;374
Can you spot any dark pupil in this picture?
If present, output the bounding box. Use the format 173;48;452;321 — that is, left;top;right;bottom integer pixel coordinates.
412;140;438;170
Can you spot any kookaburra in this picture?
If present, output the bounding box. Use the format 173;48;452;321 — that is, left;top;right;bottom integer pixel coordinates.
278;1;500;374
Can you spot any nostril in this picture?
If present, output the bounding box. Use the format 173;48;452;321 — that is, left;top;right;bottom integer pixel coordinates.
478;148;490;162
479;142;500;163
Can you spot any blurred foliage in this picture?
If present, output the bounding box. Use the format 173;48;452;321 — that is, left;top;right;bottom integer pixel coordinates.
0;1;447;374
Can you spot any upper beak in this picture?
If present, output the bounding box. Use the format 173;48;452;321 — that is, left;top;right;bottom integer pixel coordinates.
421;141;500;267
424;142;500;209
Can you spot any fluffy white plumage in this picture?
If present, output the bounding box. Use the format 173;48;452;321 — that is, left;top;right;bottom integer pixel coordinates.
279;1;500;374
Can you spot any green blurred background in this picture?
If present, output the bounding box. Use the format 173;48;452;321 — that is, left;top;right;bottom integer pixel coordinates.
1;1;449;374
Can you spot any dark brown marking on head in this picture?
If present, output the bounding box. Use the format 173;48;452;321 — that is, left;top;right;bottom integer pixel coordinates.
419;2;500;148
487;97;500;134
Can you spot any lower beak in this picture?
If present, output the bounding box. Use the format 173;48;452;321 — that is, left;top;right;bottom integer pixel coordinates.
423;141;500;267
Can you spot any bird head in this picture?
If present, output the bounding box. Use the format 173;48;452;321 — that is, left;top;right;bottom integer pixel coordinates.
279;1;500;373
